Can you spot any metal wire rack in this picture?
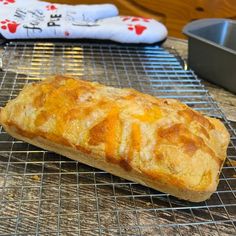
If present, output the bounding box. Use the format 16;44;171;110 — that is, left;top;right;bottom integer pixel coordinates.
0;41;235;236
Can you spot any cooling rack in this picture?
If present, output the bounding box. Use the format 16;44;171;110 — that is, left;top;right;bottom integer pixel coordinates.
0;41;235;236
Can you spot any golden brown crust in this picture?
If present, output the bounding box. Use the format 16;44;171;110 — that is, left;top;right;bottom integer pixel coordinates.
0;76;230;202
2;124;214;202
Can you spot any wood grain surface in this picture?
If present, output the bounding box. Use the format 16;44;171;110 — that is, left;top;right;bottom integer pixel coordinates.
43;0;236;38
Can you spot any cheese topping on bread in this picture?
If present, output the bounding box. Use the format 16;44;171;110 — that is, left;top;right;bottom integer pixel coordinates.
0;76;230;202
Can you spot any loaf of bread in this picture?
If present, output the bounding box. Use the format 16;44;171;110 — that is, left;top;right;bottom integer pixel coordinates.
0;76;230;202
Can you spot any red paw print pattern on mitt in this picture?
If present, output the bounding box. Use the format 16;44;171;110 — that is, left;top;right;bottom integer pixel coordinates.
128;24;147;35
0;20;20;33
0;0;15;5
46;4;57;11
122;16;150;36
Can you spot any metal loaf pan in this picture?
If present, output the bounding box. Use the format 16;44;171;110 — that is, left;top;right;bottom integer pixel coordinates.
183;18;236;93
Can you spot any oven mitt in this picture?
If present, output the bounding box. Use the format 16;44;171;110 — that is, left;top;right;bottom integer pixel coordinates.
0;0;167;44
66;16;167;44
0;0;118;21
